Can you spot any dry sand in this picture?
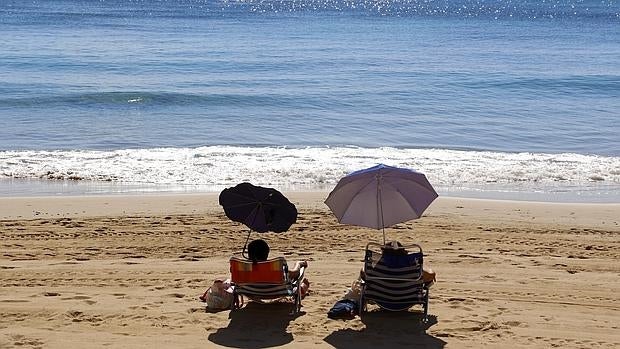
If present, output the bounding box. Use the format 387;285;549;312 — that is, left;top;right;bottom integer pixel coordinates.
1;192;619;348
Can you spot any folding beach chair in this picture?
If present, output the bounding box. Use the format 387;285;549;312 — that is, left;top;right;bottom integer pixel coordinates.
359;242;430;323
229;256;305;315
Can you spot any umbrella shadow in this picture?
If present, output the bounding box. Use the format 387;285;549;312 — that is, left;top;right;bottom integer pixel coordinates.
323;311;446;349
207;302;303;348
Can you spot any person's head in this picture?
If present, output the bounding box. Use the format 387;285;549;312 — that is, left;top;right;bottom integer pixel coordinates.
382;240;407;256
247;239;270;262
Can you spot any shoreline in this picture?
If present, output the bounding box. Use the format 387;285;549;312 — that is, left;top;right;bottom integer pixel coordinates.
2;175;620;204
1;192;619;232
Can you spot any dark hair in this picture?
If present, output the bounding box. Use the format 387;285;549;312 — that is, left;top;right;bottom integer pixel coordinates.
247;239;270;262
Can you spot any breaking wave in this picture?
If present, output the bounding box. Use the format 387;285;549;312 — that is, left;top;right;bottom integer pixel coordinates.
1;146;618;192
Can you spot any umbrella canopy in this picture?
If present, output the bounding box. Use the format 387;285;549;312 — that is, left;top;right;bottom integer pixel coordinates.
219;182;297;233
325;164;438;242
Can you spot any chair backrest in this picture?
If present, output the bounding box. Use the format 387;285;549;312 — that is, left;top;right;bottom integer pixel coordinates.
230;256;289;285
362;242;425;310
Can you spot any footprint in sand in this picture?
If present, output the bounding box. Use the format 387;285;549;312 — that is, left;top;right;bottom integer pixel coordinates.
61;295;91;301
10;334;44;348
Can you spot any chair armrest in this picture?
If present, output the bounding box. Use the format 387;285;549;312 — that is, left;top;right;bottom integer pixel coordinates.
293;266;306;284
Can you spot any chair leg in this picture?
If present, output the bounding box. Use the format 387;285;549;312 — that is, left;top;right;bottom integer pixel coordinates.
358;292;365;318
298;291;303;311
421;289;429;323
231;290;239;311
290;284;302;315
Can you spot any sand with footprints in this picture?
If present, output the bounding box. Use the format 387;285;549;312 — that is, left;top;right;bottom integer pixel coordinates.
1;193;619;348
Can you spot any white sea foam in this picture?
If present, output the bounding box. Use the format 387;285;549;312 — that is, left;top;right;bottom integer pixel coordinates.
1;146;618;196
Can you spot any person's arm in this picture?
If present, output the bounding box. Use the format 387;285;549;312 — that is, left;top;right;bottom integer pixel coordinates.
289;261;308;278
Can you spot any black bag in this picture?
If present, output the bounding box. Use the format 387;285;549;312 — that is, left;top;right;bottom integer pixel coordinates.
327;299;359;319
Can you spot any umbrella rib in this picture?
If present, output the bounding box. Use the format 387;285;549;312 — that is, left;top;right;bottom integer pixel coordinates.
336;176;382;228
341;178;378;219
388;183;421;219
247;205;261;231
387;180;436;218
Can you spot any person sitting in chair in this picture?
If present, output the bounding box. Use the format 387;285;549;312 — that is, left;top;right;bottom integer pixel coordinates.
353;240;436;288
334;240;435;317
247;239;311;297
380;240;436;285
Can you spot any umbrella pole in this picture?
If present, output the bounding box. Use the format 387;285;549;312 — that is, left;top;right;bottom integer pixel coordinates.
242;230;251;259
378;176;386;245
382;226;386;245
242;205;260;259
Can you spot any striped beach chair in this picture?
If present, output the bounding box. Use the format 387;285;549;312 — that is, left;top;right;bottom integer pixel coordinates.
359;242;430;323
229;256;305;315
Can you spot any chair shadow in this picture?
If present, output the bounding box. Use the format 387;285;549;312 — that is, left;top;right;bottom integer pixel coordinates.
207;301;303;349
324;311;446;349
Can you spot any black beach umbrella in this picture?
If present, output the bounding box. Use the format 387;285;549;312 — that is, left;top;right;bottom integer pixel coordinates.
219;182;298;256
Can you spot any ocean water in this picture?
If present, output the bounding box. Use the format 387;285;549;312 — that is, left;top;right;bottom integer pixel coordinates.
1;0;619;202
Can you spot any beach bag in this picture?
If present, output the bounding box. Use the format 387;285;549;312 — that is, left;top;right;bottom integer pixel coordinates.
201;279;234;310
327;299;359;319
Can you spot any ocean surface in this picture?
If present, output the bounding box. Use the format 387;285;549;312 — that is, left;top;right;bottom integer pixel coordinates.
1;0;619;202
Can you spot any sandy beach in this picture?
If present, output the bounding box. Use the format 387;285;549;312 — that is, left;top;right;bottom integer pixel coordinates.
1;192;619;348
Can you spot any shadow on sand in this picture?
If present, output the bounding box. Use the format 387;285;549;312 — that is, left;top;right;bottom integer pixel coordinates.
208;302;303;348
324;311;446;349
